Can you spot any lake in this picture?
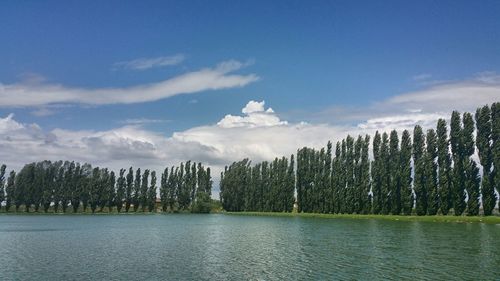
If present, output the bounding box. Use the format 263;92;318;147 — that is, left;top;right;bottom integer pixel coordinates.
0;214;499;280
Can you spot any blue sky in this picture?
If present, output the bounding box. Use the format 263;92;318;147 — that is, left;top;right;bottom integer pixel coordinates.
1;1;500;187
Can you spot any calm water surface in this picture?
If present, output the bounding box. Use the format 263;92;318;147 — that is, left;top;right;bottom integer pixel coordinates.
0;214;499;280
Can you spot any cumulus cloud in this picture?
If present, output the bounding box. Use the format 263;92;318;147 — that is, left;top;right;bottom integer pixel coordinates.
217;100;287;128
0;60;259;107
113;54;185;70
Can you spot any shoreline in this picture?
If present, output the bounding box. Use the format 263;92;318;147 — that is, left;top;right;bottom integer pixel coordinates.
224;211;500;224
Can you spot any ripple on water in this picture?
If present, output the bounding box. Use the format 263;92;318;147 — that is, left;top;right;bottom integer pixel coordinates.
0;215;499;280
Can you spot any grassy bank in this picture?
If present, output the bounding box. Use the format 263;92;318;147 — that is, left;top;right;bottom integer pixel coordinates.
224;211;500;224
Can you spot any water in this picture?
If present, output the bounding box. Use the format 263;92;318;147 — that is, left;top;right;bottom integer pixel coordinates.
0;214;499;280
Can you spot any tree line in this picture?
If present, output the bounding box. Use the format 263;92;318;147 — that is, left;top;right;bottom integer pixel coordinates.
221;103;499;216
0;161;212;213
220;156;295;212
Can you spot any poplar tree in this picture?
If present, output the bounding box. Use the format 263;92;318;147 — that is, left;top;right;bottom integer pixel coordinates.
436;119;453;215
450;111;466;215
371;131;382;214
89;167;100;213
140;169;150;211
115;169;126;212
475;105;495;215
80;163;92;212
71;163;82;213
324;142;332;213
413;125;427;215
41;164;55;212
353;137;363;213
0;164;6;211
133;168;141;212
360;135;371;214
380;132;390;215
425;129;439;215
286;154;295;212
492;103;500;212
160;167;168;212
463;113;480;215
148;171;157;212
389;130;401;214
5;170;16;212
107;171;116;212
332;142;342;214
125;167;133;212
400;130;413;215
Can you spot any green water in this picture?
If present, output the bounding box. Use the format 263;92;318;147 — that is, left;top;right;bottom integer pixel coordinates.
0;214;498;280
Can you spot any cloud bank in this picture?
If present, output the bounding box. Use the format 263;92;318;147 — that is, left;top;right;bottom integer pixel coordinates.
0;60;259;107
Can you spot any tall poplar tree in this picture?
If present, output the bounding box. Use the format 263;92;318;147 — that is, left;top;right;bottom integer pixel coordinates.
107;171;116;212
0;164;6;211
160;167;168;212
116;169;126;212
436;119;452;215
492;103;500;212
360;135;371;214
425;129;439;215
140;169;150;212
371;131;382;214
475;105;495;215
400;130;413;215
463;113;480;215
389;130;401;214
133;168;141;212
148;171;157;212
5;170;16;212
413;125;427;216
125;167;133;212
380;132;390;215
450;111;466;215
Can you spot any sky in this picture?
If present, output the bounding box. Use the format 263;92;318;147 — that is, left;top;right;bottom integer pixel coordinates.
1;1;500;197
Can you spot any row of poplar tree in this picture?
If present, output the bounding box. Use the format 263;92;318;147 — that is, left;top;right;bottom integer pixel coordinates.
0;161;212;213
221;103;499;216
220;157;295;212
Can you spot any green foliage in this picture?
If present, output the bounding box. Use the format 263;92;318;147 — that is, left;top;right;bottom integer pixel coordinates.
425;129;439;215
148;171;157;212
5;170;16;212
388;130;401;215
158;162;212;212
115;169;126;212
413;125;427;216
492;103;500;212
371;131;382;214
436;119;453;215
400;130;413;215
140;169;150;211
221;156;294;212
191;191;211;213
125;167;133;212
475;106;495;215
133;168;141;212
0;164;6;210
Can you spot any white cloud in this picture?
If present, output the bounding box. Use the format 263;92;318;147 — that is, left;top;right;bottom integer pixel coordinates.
310;73;500;127
113;54;185;70
217;100;287;128
0;60;259;107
